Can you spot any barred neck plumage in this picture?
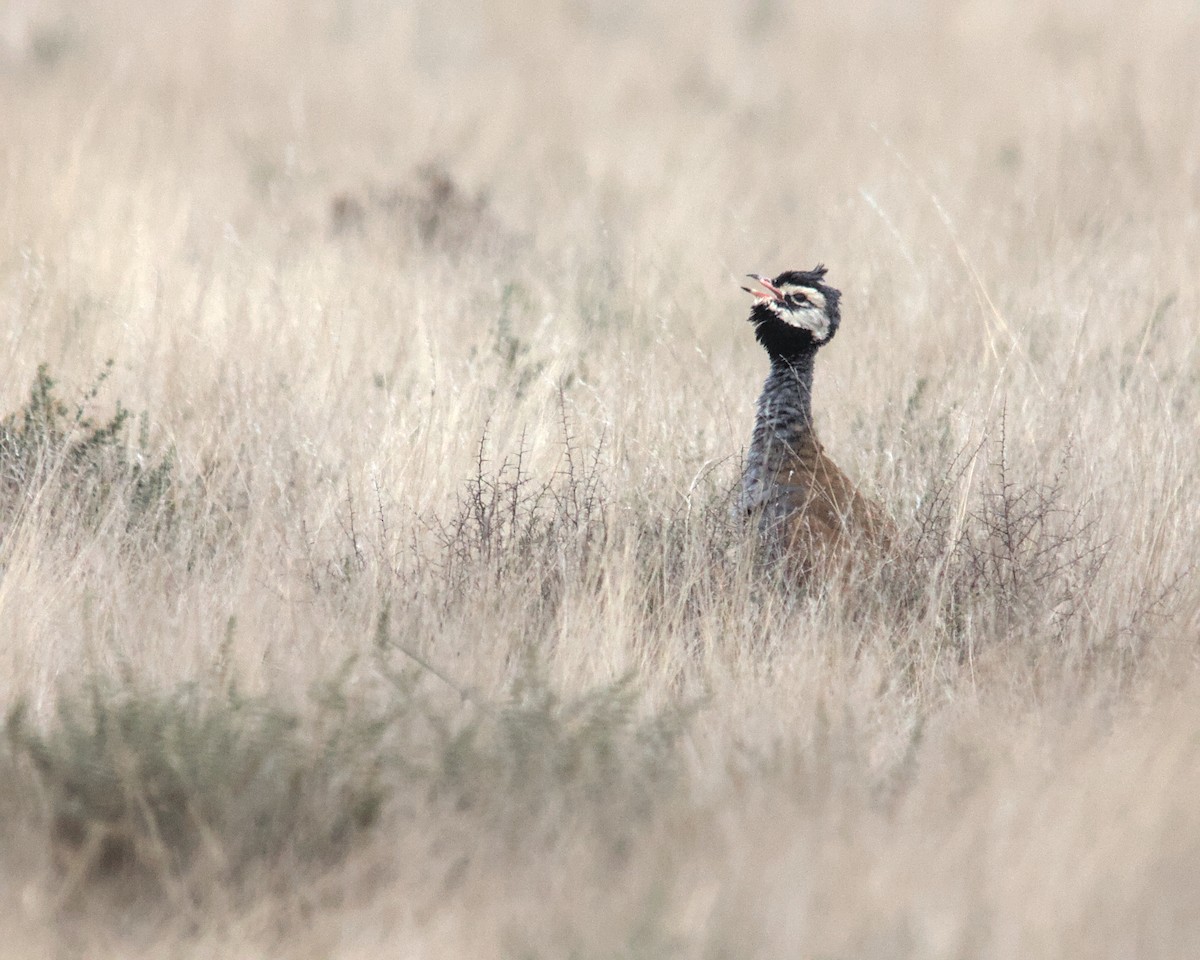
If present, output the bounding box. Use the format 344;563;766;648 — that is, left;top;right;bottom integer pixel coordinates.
751;351;816;453
739;350;819;514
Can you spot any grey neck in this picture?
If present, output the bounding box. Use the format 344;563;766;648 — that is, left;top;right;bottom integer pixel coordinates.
753;352;815;446
739;352;818;515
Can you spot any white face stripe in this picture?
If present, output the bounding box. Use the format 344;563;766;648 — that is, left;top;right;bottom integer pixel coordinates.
777;284;826;312
761;296;832;341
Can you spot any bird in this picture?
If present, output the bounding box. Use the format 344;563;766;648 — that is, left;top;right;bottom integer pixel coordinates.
737;265;894;576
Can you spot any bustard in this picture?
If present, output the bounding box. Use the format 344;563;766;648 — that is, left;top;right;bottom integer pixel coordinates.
737;265;893;575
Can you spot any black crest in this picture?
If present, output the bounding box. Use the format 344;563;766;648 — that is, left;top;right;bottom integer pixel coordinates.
773;264;828;287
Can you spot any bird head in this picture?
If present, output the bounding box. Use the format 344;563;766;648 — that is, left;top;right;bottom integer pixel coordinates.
742;265;841;358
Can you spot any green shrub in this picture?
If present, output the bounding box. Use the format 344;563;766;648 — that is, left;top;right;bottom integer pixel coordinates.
4;648;692;896
6;678;384;883
0;362;178;534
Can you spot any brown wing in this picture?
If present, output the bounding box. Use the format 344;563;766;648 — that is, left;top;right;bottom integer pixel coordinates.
769;437;897;575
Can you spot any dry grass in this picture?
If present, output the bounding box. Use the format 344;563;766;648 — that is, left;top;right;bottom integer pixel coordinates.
2;0;1200;955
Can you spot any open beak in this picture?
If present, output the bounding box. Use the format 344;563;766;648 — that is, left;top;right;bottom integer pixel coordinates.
741;273;783;301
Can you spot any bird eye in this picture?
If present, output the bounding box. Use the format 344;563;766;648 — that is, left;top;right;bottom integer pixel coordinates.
786;292;809;306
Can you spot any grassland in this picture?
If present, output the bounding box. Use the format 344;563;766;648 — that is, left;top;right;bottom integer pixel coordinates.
2;0;1199;956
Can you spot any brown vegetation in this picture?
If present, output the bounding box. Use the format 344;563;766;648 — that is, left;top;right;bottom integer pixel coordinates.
1;0;1199;956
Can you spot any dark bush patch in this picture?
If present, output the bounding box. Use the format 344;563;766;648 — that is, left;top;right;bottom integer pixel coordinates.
4;651;692;899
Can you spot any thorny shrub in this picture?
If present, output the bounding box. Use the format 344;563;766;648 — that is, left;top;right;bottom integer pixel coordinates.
906;415;1115;648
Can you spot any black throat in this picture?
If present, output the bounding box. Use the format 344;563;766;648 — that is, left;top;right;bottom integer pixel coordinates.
750;300;824;365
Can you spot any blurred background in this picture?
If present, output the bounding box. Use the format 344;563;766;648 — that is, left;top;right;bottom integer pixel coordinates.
2;2;1200;957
